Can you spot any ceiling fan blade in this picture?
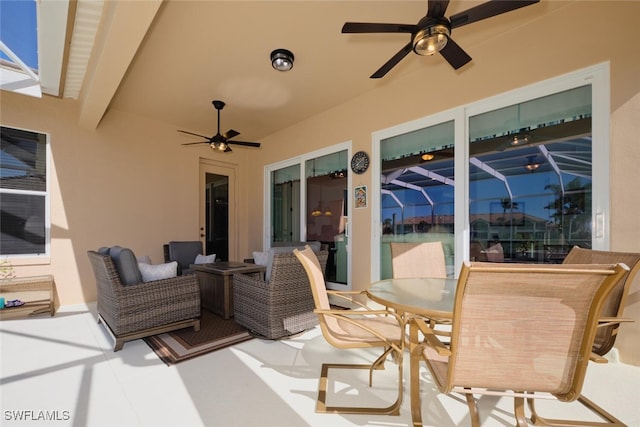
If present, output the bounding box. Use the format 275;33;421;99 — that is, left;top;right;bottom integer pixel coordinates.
227;140;261;148
427;0;450;18
439;37;472;69
450;0;539;29
342;22;415;33
181;141;208;146
224;129;240;139
178;130;210;139
370;41;413;79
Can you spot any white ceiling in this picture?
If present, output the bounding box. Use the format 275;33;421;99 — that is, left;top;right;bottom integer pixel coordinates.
54;1;564;143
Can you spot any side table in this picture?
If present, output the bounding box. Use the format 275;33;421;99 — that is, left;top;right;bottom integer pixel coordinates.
0;275;55;320
189;262;265;319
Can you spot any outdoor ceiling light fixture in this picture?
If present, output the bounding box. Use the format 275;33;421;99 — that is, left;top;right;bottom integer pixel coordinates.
271;49;294;71
510;133;530;146
413;23;449;56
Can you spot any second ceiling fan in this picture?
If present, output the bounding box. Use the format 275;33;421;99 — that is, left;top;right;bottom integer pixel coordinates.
179;100;261;152
342;0;539;79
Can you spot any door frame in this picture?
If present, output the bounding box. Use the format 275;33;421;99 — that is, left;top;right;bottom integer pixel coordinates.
199;158;238;261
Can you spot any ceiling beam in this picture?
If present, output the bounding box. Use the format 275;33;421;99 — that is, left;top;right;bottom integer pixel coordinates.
77;0;162;130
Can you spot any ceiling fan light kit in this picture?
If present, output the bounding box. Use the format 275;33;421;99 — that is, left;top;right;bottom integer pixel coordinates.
413;22;449;55
271;49;294;71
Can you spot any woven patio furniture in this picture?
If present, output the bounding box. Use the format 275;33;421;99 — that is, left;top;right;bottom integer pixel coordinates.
232;249;328;339
87;250;201;351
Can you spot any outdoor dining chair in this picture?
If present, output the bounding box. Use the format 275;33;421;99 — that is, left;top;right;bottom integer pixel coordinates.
563;245;640;362
390;241;447;279
294;246;405;416
409;261;629;427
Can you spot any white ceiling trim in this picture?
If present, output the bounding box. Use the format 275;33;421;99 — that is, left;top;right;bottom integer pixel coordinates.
63;0;104;99
38;0;71;97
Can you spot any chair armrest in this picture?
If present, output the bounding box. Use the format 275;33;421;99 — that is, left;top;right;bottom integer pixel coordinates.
115;274;200;307
315;308;404;350
233;272;270;291
326;289;372;310
412;317;452;357
597;317;634;327
589;352;609;364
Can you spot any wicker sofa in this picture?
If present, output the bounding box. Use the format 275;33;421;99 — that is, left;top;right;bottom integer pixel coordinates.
87;249;201;351
233;247;328;339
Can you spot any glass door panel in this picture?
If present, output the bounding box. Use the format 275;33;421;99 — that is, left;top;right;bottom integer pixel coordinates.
468;85;592;263
305;150;348;285
270;164;300;244
380;121;456;278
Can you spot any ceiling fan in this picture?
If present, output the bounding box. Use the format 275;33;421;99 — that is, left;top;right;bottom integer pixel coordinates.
179;100;261;152
342;0;540;79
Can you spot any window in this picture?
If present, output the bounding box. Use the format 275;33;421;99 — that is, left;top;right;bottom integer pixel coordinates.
0;126;49;258
372;63;609;280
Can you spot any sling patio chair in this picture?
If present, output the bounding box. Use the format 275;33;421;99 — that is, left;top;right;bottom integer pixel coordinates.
390;241;447;279
294;246;405;416
409;261;629;427
563;245;640;362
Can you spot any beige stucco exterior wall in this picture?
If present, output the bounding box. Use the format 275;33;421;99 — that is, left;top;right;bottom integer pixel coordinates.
1;2;639;364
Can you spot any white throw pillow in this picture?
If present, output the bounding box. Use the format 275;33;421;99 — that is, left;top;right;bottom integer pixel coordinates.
137;255;152;265
138;261;178;282
194;254;216;264
252;251;268;266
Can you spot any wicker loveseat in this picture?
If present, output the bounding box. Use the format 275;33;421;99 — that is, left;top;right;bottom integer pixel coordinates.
87;249;201;351
233;246;328;339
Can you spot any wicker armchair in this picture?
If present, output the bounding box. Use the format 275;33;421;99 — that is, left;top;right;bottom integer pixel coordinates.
233;249;328;339
87;250;201;351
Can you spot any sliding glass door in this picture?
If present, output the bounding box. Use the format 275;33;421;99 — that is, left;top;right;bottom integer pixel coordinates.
373;64;608;280
266;143;350;289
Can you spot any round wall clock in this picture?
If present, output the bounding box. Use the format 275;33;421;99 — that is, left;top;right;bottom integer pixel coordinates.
350;151;370;174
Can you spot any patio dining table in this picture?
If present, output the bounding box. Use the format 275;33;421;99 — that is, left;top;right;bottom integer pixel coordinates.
366;277;458;322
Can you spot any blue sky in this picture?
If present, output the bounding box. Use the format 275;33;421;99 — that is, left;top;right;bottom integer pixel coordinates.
1;0;38;70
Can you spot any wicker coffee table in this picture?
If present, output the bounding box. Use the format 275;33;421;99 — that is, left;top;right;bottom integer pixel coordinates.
189;262;265;319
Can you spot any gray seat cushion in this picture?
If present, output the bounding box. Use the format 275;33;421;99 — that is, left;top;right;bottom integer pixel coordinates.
168;241;203;273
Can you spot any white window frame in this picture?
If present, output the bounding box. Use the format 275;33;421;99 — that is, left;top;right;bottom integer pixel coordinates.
0;126;51;264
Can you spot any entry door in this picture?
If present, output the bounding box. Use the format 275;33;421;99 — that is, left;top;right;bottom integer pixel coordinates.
200;159;237;262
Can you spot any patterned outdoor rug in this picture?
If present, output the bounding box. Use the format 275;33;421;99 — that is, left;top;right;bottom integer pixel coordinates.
144;310;252;365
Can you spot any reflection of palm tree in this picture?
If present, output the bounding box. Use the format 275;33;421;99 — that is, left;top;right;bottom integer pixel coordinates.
382;218;393;234
544;178;591;244
500;198;519;224
499;198;520;258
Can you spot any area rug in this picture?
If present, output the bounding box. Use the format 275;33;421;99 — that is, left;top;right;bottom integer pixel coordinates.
144;310;252;365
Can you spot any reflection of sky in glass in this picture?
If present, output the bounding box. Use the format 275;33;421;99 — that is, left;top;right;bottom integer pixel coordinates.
0;151;27;179
0;1;38;69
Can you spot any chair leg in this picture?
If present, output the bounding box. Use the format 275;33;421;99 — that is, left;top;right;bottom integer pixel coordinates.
528;394;626;426
316;350;403;416
513;396;528;427
193;319;201;332
410;349;424;427
463;390;481;427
